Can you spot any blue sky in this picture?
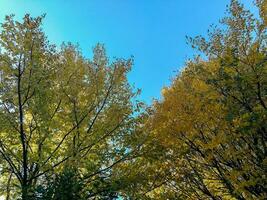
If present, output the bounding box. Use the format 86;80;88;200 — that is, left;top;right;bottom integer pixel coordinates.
0;0;254;103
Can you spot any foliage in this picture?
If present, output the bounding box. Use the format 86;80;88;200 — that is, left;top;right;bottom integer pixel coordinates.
136;0;267;199
0;14;144;199
35;167;85;200
0;0;266;199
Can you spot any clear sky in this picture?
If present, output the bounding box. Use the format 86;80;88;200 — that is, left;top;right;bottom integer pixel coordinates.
0;0;254;103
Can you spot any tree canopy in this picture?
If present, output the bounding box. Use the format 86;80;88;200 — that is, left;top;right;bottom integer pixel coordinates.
136;0;267;199
0;14;145;199
0;0;266;199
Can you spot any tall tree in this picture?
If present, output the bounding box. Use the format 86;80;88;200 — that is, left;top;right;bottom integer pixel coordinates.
0;14;143;199
140;0;267;199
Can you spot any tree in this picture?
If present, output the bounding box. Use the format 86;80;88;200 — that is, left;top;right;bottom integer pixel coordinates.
0;14;143;199
141;0;267;199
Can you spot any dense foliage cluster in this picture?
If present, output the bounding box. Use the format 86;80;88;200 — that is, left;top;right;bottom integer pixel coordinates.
0;0;266;199
136;0;267;199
